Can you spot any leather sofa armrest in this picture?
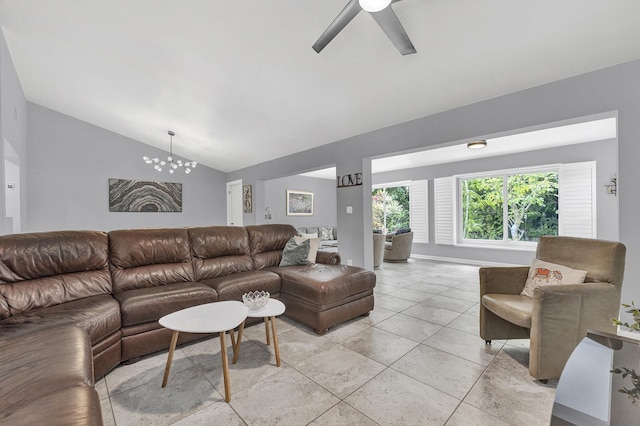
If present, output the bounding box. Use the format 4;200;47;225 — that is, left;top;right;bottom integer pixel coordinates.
479;266;530;296
316;250;341;265
529;281;620;379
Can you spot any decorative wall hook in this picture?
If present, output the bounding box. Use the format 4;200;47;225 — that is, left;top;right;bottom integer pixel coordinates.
605;175;617;196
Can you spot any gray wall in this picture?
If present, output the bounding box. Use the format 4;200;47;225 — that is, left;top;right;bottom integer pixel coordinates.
373;139;619;266
0;29;28;234
26;103;228;232
229;59;640;317
263;175;336;229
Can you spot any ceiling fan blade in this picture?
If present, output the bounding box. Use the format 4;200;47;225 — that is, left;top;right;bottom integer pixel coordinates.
312;0;362;53
370;6;416;55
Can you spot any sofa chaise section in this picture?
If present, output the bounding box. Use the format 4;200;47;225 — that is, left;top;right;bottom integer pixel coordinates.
109;228;218;362
0;230;121;378
247;224;375;333
273;264;375;333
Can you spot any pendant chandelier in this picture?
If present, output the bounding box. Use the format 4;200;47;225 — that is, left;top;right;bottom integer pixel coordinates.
143;131;197;174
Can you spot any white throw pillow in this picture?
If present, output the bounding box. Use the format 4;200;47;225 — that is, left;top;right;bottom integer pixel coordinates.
319;226;334;241
521;259;588;297
294;236;320;263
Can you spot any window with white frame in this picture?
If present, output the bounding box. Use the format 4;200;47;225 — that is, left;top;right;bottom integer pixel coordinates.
372;180;429;243
434;162;596;247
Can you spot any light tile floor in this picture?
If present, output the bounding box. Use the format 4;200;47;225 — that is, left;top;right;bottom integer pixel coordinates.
97;259;558;425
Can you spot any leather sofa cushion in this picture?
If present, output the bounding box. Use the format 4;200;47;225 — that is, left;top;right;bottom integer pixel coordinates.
0;386;103;426
247;224;297;269
115;282;218;327
109;228;194;292
200;270;281;301
482;293;533;328
189;226;254;280
0;231;111;318
272;264;376;306
0;324;93;413
0;270;112;318
0;294;121;344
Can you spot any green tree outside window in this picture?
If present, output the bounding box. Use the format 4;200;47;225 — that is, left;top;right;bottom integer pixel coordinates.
372;186;410;233
461;171;558;242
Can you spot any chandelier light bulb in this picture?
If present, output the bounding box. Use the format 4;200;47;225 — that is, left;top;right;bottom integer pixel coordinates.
359;0;392;12
143;131;197;174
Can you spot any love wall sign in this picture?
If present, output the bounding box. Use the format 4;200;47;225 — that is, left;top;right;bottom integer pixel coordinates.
336;173;363;188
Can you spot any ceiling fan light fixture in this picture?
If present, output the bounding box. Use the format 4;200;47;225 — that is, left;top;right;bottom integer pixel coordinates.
359;0;392;12
467;140;488;150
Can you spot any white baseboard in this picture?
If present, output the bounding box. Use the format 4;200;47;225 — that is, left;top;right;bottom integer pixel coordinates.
410;253;523;268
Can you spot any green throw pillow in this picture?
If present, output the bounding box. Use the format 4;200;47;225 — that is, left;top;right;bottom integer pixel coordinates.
279;237;311;267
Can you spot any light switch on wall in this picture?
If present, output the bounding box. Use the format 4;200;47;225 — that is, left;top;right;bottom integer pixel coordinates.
346;206;353;214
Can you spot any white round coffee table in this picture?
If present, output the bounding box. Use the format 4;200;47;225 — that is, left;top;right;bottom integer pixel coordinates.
158;301;248;402
233;299;286;367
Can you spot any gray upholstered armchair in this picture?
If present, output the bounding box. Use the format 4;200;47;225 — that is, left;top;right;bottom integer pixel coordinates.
373;233;386;269
384;231;413;262
480;236;626;381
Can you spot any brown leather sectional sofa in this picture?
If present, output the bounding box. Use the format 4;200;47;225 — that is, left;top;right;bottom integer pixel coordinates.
0;224;375;424
0;324;104;425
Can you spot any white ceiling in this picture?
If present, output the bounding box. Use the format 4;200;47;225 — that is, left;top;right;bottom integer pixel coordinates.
300;116;618;179
1;1;639;173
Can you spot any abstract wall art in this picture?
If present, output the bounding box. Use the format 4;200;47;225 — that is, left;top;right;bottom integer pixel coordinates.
109;178;182;212
243;184;253;213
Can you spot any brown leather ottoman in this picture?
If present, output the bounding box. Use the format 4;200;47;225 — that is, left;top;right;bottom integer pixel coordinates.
270;264;376;334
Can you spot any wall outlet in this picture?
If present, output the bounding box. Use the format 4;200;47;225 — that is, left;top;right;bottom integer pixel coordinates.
347;259;353;266
346;206;353;214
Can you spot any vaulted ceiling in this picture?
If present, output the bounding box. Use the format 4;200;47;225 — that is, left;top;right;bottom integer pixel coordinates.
1;0;639;172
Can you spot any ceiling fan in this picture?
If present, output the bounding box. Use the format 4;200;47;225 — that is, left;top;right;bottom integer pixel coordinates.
312;0;416;55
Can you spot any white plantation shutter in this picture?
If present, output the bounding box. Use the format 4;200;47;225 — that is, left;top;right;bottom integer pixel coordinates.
559;161;596;238
410;180;428;243
434;176;454;245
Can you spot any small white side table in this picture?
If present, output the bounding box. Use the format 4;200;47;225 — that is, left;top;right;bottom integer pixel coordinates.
233;299;286;367
158;301;248;402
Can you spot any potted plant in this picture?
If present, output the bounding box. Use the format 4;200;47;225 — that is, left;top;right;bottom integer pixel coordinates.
612;302;640;333
610;302;640;406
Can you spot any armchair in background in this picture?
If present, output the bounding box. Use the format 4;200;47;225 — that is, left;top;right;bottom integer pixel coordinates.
383;230;414;263
373;233;386;269
480;236;626;381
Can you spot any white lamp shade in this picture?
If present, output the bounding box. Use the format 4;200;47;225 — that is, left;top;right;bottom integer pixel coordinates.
359;0;392;12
